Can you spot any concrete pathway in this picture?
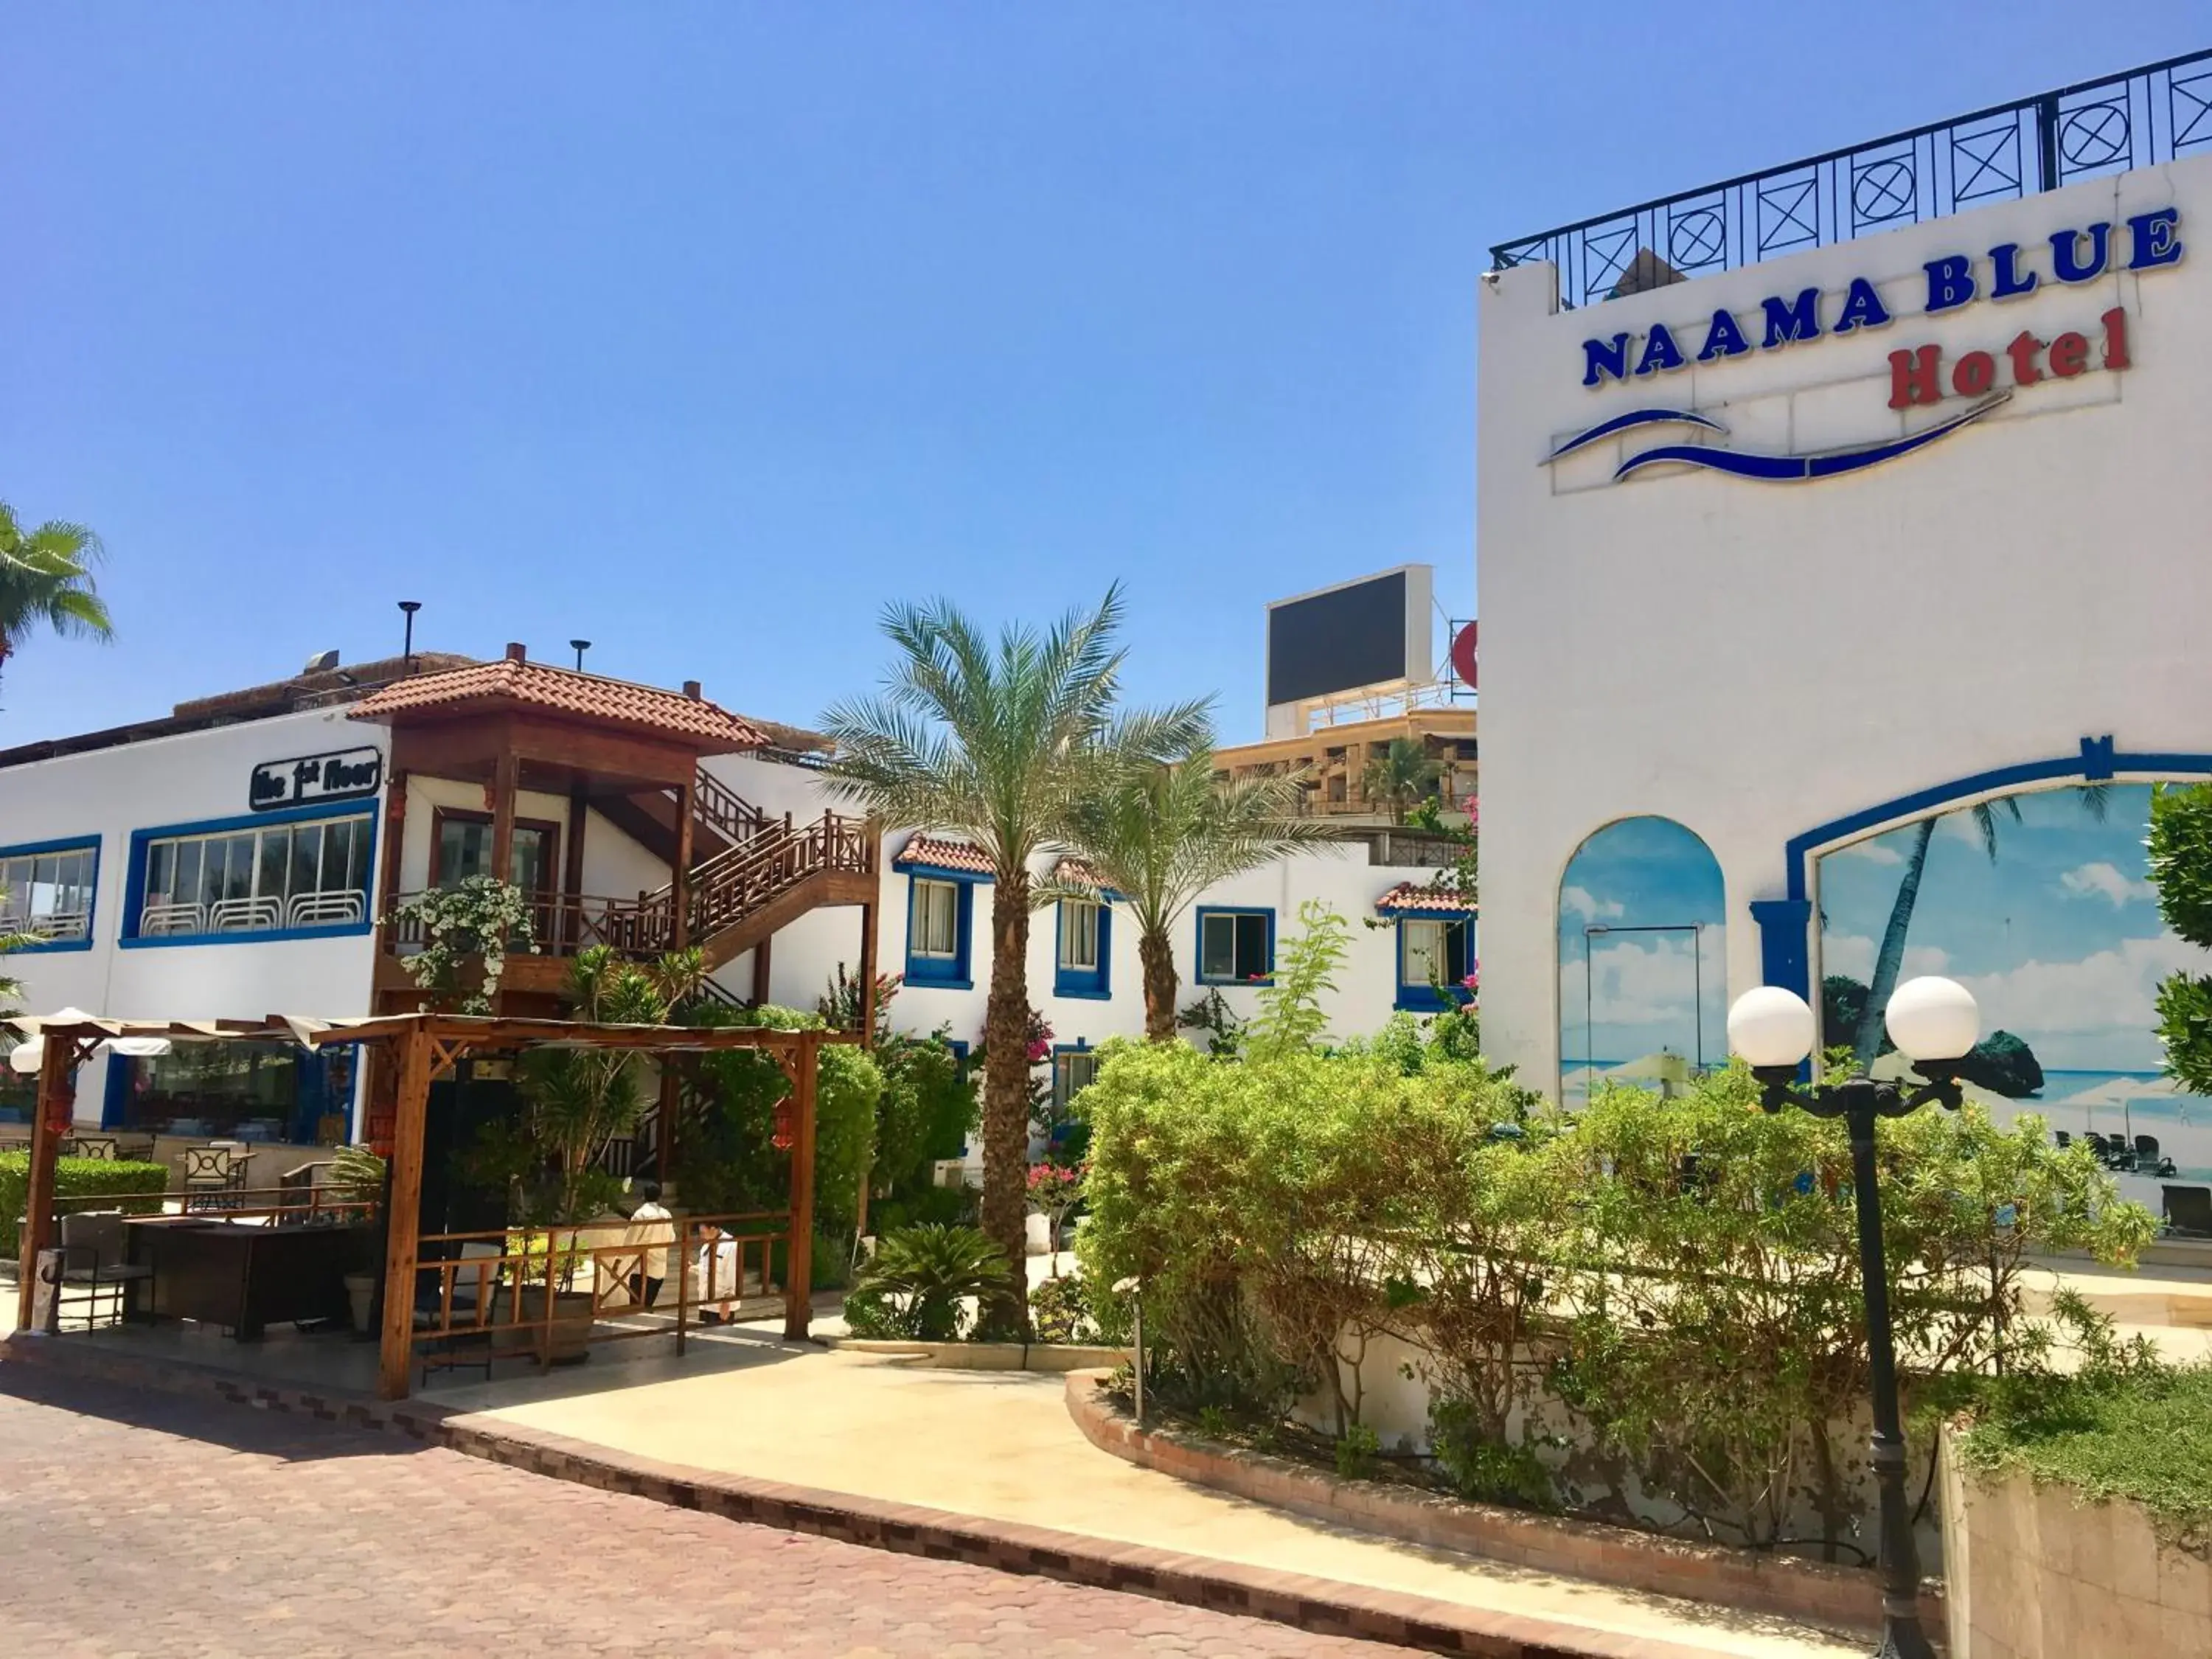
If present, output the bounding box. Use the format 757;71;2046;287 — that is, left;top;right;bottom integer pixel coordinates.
431;1341;1863;1658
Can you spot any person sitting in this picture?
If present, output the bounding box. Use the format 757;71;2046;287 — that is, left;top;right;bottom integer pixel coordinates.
695;1222;742;1325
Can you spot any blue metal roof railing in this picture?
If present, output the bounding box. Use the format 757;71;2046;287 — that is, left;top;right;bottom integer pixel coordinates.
1491;49;2212;307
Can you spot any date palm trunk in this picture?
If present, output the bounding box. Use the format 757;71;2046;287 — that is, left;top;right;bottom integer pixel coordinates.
1139;926;1179;1043
981;874;1033;1327
1852;817;1936;1065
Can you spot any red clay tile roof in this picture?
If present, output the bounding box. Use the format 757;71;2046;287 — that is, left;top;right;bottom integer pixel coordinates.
1050;857;1103;889
347;659;770;751
1374;881;1478;916
894;834;995;876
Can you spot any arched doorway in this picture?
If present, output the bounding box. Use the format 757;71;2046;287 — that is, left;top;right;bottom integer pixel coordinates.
1558;816;1725;1106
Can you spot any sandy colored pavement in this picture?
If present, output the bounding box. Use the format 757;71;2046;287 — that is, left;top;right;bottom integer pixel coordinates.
433;1341;1863;1658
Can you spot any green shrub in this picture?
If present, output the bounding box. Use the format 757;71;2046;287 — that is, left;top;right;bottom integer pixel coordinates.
673;1003;880;1248
1945;1298;2212;1551
1429;1397;1556;1510
1078;1040;2155;1552
0;1154;170;1254
847;1223;1012;1341
1027;1272;1091;1343
870;1183;975;1235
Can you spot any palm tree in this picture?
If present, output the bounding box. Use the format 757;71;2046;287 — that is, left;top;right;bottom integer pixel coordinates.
0;503;114;701
1849;786;2108;1063
1362;737;1442;824
822;586;1207;1320
1061;734;1336;1041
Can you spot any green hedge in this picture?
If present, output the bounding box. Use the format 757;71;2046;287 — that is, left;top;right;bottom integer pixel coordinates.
0;1153;170;1254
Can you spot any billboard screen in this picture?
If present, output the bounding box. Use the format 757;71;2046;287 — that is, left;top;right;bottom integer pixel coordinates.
1266;568;1420;706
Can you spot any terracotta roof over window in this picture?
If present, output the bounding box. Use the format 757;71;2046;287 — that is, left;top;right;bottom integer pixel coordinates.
1374;882;1478;916
348;658;770;751
1051;857;1103;889
894;835;995;876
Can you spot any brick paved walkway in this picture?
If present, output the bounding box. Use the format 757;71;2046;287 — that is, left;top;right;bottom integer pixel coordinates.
0;1368;1406;1658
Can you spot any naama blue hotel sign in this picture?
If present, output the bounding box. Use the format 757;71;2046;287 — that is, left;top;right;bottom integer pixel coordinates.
1554;208;2185;481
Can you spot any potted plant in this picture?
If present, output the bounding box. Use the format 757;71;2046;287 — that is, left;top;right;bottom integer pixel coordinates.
330;1144;387;1332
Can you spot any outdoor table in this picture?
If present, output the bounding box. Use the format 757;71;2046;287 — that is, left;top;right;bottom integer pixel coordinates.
125;1215;374;1339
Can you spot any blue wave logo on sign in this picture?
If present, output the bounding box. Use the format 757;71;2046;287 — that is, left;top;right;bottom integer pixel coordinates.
1545;396;2009;483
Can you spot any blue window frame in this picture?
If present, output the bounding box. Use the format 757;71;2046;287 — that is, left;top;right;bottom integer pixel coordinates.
1395;911;1475;1012
903;866;983;988
1053;896;1111;999
0;836;101;953
1194;905;1274;985
121;799;380;948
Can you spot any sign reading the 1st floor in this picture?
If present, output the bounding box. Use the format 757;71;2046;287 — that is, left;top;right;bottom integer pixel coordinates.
250;746;383;812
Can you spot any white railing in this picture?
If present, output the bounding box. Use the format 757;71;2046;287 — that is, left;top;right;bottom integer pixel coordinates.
285;890;365;929
208;896;283;933
137;901;206;936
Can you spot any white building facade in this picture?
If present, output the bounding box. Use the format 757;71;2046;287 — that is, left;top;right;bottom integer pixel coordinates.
1476;58;2212;1198
1;657;1472;1150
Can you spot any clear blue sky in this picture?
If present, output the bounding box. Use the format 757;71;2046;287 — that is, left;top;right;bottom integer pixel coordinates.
5;5;2202;744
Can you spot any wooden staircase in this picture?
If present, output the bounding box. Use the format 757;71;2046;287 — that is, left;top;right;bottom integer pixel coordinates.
618;769;876;976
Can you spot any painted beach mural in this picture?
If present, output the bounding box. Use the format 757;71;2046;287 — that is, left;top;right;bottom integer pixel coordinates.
1558;815;1727;1109
1815;782;2212;1201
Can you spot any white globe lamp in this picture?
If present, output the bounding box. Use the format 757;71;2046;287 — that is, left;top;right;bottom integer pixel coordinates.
1726;986;1817;1071
1885;975;1980;1063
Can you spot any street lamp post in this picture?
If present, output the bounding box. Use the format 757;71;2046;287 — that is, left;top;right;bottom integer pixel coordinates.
1724;975;1982;1659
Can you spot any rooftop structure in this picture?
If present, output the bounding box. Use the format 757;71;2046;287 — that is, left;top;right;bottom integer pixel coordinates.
1213;706;1475;826
1491;49;2212;307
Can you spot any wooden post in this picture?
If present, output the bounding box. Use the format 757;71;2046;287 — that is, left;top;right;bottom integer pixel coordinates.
376;1028;434;1401
782;1034;818;1341
670;776;695;950
563;779;589;953
655;1066;678;1186
488;751;520;886
750;937;773;1007
372;768;408;957
15;1036;77;1331
856;901;879;1049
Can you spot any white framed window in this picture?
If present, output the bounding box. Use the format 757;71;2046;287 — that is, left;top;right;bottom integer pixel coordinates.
1058;898;1101;972
139;812;372;937
912;877;960;958
0;845;97;940
1399;917;1472;988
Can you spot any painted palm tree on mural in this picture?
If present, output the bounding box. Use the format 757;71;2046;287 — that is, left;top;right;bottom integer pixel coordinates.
0;503;114;703
1060;734;1335;1042
1849;786;2107;1064
1363;737;1443;824
822;585;1207;1323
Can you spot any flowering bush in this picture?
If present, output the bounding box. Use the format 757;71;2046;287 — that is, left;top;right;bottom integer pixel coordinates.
391;877;538;1013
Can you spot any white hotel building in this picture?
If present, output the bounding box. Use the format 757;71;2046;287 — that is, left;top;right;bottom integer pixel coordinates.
0;643;1470;1161
1475;52;2212;1206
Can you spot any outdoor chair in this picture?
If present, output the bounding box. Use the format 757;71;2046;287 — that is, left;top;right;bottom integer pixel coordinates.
181;1146;235;1211
2053;1130;2072;1148
415;1242;504;1384
55;1210;153;1329
2163;1185;2212;1239
65;1135;119;1161
114;1133;157;1162
2136;1137;2180;1178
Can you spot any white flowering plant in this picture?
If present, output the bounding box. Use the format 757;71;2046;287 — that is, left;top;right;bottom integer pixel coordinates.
392;875;538;1014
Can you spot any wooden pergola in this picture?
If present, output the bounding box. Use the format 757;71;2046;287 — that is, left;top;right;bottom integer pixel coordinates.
8;1010;850;1399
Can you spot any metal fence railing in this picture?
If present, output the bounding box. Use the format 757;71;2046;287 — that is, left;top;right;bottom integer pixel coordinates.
1492;49;2212;307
